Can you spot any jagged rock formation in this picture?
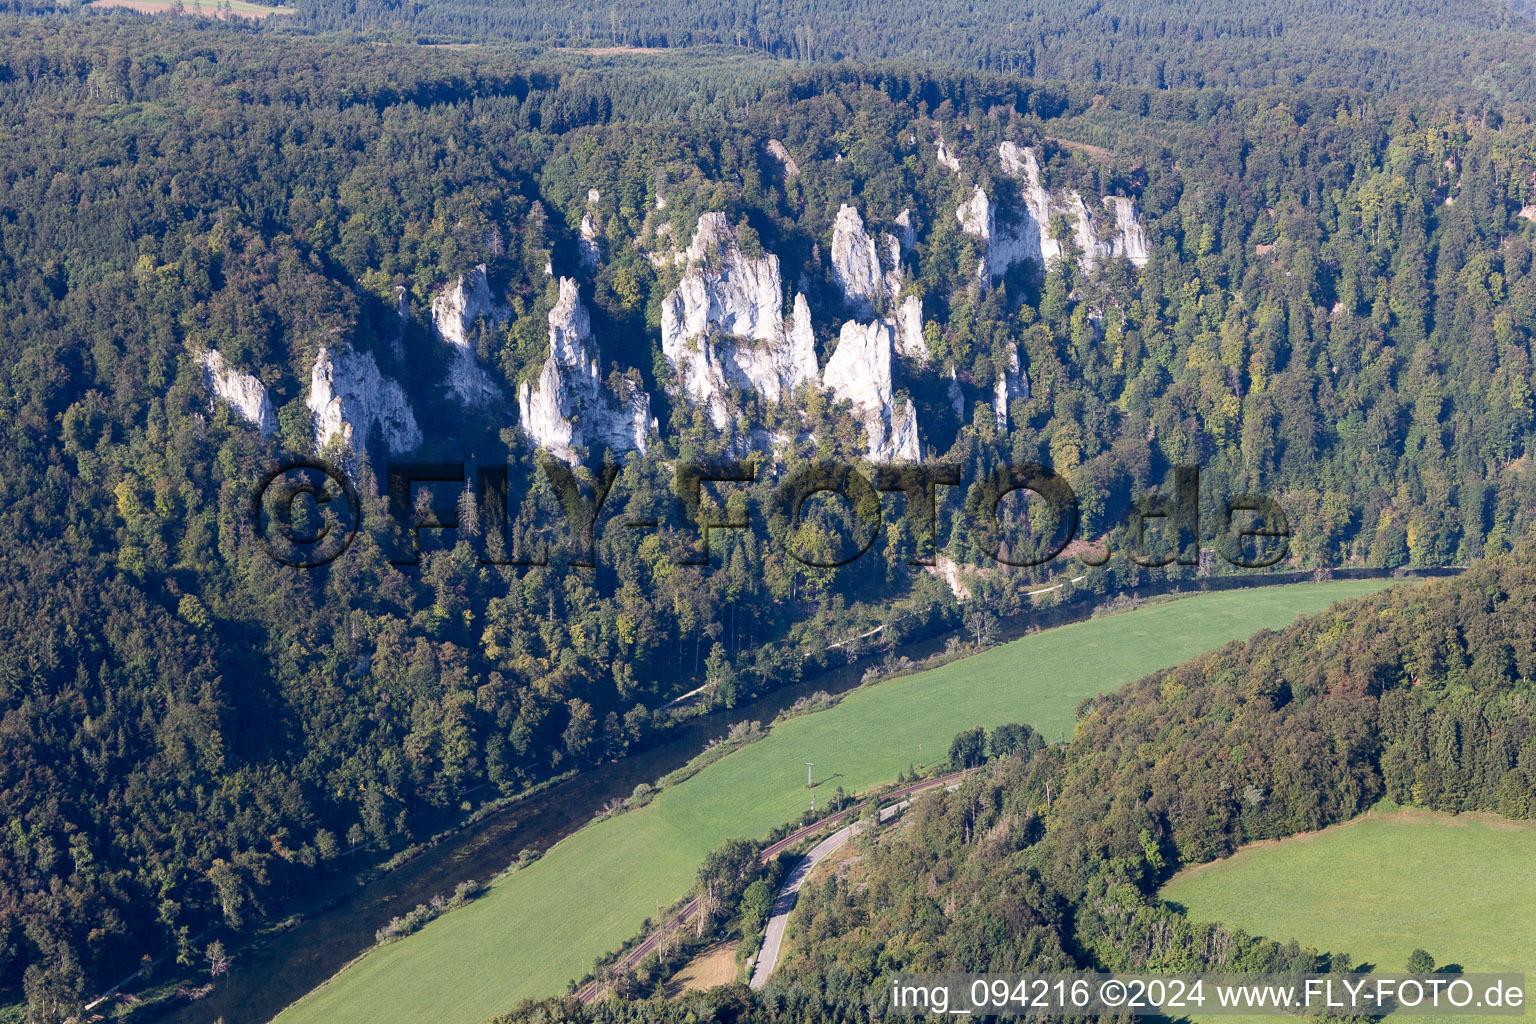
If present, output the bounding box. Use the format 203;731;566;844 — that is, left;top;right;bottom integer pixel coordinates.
1102;196;1151;266
895;208;917;252
955;185;998;282
960;142;1153;279
765;139;800;179
822;319;921;462
992;345;1028;431
660;213;819;429
936;135;962;173
830;204;904;314
579;212;602;269
430;265;506;405
895;294;928;364
948;365;965;419
517;279;651;465
308;345;422;457
580;189;603;269
197;349;277;436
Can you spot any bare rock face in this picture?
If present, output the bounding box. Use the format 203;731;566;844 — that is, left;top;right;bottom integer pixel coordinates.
936;135;962;174
660;213;818;429
430;265;506;406
983;142;1153;275
895;208;917;252
822;319;919;462
1102;196;1151;265
766;139;800;179
956;186;996;283
518;278;650;465
308;345;422;457
887;398;921;462
831;204;883;307
895;294;929;365
831;204;905;312
579;211;602;269
992;345;1029;432
948;365;965;419
197;349;276;436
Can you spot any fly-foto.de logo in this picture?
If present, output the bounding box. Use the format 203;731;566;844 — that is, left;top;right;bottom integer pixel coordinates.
250;458;1290;571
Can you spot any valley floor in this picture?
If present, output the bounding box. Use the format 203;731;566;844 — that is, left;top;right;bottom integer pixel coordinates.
271;580;1392;1024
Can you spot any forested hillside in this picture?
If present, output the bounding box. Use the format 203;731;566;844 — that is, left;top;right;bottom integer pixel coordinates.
7;13;1536;1016
497;553;1536;1023
283;0;1536;106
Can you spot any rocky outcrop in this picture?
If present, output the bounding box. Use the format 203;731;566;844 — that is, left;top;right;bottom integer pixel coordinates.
831;204;884;308
936;135;962;174
517;278;650;465
308;346;422;457
660;213;818;429
579;211;602;269
1103;196;1151;266
948;365;965;419
835;201;903;310
430;265;506;405
766;139;800;179
822;319;920;462
992;345;1028;432
197;349;276;436
895;294;928;364
895;208;917;252
830;204;905;313
955;186;998;283
965;142;1152;278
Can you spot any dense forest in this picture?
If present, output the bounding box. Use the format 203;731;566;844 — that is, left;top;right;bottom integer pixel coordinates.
7;9;1536;1018
494;552;1536;1023
279;0;1536;108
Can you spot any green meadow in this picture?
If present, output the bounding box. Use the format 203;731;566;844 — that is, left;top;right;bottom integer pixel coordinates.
274;579;1392;1024
1161;809;1536;974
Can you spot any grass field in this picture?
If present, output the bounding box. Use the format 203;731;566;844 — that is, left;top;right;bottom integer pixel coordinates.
87;0;293;18
1161;808;1536;974
273;579;1392;1024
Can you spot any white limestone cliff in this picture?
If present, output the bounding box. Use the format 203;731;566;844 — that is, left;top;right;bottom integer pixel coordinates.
992;345;1028;432
822;319;920;462
948;365;965;419
660;213;819;429
197;349;277;436
895;208;917;252
517;278;650;465
956;186;997;283
936;136;962;174
895;294;928;364
969;142;1153;277
579;211;602;269
831;204;884;308
430;265;506;406
829;204;904;313
308;345;422;457
1103;196;1151;266
766;139;800;179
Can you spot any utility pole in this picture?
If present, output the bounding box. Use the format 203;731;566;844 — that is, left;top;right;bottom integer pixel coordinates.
805;762;816;813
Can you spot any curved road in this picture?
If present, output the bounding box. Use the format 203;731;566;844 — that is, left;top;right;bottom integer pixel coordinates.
578;770;969;1002
748;778;964;989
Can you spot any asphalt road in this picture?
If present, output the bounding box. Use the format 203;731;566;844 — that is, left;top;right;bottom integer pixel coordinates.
578;770;968;1002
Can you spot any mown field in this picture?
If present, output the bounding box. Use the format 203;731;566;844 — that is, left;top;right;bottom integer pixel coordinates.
86;0;293;17
273;579;1393;1024
1161;808;1536;974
